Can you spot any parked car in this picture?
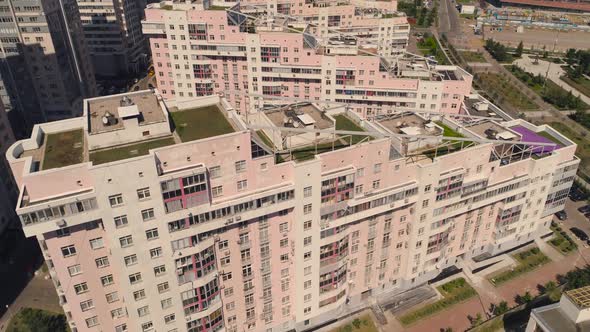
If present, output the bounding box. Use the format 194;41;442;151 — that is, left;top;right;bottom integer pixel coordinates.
570;227;589;241
579;205;590;214
555;210;567;220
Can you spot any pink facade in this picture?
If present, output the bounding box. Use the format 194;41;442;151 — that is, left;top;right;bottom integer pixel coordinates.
6;91;579;332
142;3;469;117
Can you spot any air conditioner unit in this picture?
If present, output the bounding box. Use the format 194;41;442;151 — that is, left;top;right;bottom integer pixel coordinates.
56;219;66;228
236;215;242;221
176;268;184;276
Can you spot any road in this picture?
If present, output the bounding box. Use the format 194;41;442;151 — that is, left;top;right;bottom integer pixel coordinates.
437;0;460;35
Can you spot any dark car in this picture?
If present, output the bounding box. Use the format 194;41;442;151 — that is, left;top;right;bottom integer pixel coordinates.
584;212;590;220
579;205;590;214
555;211;567;220
570;227;589;241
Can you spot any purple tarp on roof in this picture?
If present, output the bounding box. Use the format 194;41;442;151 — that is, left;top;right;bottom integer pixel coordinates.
510;125;561;154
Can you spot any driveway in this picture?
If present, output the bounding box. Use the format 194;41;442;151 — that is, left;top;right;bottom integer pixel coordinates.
513;55;590;105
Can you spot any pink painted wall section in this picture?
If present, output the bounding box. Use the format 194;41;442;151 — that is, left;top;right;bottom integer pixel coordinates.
154;131;295;196
43;223;127;330
21;166;94;203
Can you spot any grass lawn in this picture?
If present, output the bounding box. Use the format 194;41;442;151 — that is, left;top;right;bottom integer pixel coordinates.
256;130;274;149
548;121;590;176
418;36;450;65
6;308;70;332
561;75;590;98
537;131;564;145
549;222;578;255
89;137;175;165
488;247;550;286
290;140;348;161
398;278;477;326
477;73;539;111
460;51;487;63
330;314;378;332
42;129;84;170
435;121;464;138
470;315;504;332
171;105;234;142
334;114;369;144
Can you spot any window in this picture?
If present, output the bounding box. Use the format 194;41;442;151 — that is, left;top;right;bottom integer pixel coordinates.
372;180;380;189
279;222;289;233
119;235;133;248
86;316;99;328
161;297;173;309
304;186;312;198
114;215;128;228
146;228;159;240
101;274;114;286
138;306;150;317
226;301;235;310
74;282;88;294
95;256;109;268
124;254;138;266
68;264;82;276
106;292;118;303
115;324;127;332
281;278;290;291
141;209;155;221
134;289;146;301
154;265;166;276
304;204;312;215
374;163;382;173
157;282;169;293
80;299;94;311
141;322;153;332
304;236;312;246
61;245;76;257
89;238;104;249
304;220;312;231
219;240;229;250
224;287;234;297
422;199;429;208
424;184;431;192
357;168;365;177
109;194;124;207
237;180;248;191
129;272;142;284
235;160;246;173
304;280;311;289
150;247;163;259
280;254;289;262
56;228;70;237
304;266;312;275
222;272;233;281
304;251;311;260
209;166;221;178
137;188;151;200
212;186;223;198
164;313;176;324
111;308;125;318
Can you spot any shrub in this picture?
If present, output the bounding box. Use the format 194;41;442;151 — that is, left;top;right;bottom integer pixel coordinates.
352;319;361;329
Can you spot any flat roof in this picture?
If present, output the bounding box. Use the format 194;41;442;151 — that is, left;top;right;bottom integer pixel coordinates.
378;113;440;136
511;125;562;153
265;104;333;132
466;121;517;140
87;91;167;135
169;104;235;142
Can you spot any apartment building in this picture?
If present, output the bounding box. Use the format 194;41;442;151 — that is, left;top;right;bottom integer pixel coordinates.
0;100;16;235
78;0;149;76
236;0;410;56
6;89;578;332
141;2;466;118
0;0;96;131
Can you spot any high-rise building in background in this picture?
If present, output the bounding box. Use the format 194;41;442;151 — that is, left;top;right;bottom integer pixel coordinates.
6;88;577;332
77;0;149;77
0;100;16;235
141;1;461;118
0;0;96;134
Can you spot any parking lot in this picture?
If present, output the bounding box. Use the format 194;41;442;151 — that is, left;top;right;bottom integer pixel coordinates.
558;194;590;247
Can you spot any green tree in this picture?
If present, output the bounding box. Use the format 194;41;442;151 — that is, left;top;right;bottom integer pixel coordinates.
544;281;562;302
515;41;524;57
352;318;361;329
6;308;69;332
494;301;509;315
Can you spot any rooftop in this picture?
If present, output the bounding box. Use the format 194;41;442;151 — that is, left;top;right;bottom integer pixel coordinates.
511;125;562;154
265;104;334;134
377;113;441;136
466;121;519;140
42;129;85;170
566;285;590;309
89;137;176;165
87;91;167;135
169;105;235;142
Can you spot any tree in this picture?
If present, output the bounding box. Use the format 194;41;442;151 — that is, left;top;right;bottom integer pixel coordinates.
352;318;361;329
417;6;428;26
6;308;69;332
516;291;533;304
515;41;524;57
494;301;509;315
544;280;562;302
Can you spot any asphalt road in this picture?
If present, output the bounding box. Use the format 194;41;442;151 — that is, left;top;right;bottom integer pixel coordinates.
438;0;460;35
